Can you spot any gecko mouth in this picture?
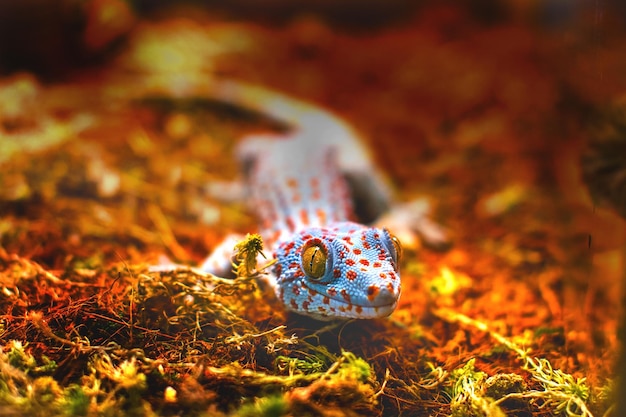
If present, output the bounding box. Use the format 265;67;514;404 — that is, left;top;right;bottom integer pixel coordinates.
306;288;399;319
325;298;398;319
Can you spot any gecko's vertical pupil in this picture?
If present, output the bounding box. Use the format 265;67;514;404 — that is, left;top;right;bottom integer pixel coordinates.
302;242;327;279
391;235;402;263
387;233;402;272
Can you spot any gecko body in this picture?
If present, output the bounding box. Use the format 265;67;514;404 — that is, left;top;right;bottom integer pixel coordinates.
192;80;407;320
238;132;401;319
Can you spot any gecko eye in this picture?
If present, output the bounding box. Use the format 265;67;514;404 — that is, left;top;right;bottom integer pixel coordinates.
384;232;402;272
302;241;327;280
391;235;402;265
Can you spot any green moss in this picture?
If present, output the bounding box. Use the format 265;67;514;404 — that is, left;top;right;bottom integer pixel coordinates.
335;351;372;383
446;358;507;417
236;394;289;417
59;385;90;417
483;373;526;399
6;340;37;371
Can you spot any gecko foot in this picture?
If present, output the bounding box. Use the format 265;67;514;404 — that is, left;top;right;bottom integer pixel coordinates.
376;198;451;251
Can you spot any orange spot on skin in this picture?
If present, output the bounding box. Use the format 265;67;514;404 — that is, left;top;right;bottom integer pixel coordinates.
359;259;370;266
367;285;380;301
310;177;321;200
363;241;371;249
346;270;357;281
292;286;300;295
378;254;387;261
327;288;337;296
290;299;299;309
387;282;394;293
286;178;298;188
315;208;327;224
355;306;363;315
300;209;309;225
342;236;353;245
323;296;330;304
302;301;310;310
340;289;351;302
333;268;341;278
353;248;362;255
286;217;296;231
373;261;382;268
346;259;355;266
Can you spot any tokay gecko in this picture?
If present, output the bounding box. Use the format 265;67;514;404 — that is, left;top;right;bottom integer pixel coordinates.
175;80;448;320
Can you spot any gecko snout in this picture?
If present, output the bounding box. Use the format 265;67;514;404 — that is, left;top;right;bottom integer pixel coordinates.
366;282;400;307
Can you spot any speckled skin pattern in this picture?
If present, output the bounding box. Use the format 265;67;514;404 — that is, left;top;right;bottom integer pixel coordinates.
242;133;401;320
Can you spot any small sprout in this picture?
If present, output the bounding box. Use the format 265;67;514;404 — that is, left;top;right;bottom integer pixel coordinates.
275;354;325;375
447;359;506;417
265;333;298;354
93;355;147;391
416;362;448;389
449;358;486;394
519;356;592;417
233;233;266;277
112;358;147;391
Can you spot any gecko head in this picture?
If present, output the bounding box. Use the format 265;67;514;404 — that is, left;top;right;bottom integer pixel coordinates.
274;222;402;320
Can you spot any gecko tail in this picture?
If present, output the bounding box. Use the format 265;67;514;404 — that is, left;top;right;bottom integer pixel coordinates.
210;79;323;127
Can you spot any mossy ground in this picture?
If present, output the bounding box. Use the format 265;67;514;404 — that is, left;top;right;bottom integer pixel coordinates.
0;3;624;416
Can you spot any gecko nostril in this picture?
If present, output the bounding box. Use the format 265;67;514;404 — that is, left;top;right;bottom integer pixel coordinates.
367;283;398;305
366;285;379;301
